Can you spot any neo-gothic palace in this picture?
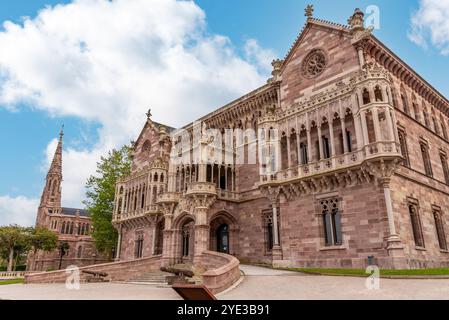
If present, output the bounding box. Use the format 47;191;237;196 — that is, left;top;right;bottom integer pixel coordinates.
111;8;449;271
28;130;107;271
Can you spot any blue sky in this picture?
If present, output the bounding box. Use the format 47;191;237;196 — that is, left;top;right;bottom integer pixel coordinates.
0;0;447;226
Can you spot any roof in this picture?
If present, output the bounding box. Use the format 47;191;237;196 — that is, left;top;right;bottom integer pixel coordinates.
61;207;90;217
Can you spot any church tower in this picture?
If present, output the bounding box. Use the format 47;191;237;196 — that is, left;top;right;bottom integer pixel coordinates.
36;128;64;227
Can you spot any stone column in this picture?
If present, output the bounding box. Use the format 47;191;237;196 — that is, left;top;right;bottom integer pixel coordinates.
385;108;395;141
341;118;348;153
318;126;324;160
360;110;369;145
151;223;157;255
372;107;382;142
296;132;302;164
306;129;312;163
193;207;210;265
286;135;292;168
271;204;283;261
381;179;404;262
356;44;365;67
329;121;335;157
162;213;174;267
115;225;122;261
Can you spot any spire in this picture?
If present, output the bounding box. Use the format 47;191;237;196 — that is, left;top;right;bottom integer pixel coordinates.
48;125;63;177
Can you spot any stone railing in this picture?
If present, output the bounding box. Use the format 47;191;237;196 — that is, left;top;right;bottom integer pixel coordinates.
0;271;27;279
217;189;239;201
262;141;401;183
157;192;181;204
25;255;162;284
185;182;217;196
113;204;160;222
199;251;241;294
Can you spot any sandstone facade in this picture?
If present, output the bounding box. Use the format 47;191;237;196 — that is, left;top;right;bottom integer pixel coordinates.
112;8;449;270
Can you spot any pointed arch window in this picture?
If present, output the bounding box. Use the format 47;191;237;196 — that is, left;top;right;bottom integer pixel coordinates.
362;88;371;105
408;202;425;248
398;129;410;167
433;209;447;251
320;198;342;246
420;141;433;177
374;86;383;102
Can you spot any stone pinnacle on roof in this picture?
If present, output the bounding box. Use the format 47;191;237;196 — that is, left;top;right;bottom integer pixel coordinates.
348;8;365;32
304;4;314;19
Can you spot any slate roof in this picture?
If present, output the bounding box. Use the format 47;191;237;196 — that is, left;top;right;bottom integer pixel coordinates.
61;207;90;217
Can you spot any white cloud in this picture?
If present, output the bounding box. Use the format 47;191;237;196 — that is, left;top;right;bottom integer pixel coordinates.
0;195;39;227
0;0;275;217
409;0;449;55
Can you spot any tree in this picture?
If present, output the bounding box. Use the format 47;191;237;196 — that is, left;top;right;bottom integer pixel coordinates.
58;241;70;270
84;144;132;260
0;225;29;271
28;227;58;270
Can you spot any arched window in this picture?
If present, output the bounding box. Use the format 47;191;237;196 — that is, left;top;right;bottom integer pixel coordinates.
401;93;409;115
160;174;164;182
420;142;433;177
142;140;151;153
440;153;449;185
408;203;424;248
61;222;66;234
69;222;74;234
300;143;308;165
154;173;158;182
85;224;90;235
398;129;410;167
433;210;447;251
362;88;371;105
77;246;83;259
321;198;342;246
374;86;383;102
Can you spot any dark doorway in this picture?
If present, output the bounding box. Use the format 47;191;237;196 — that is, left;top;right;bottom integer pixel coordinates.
216;224;229;254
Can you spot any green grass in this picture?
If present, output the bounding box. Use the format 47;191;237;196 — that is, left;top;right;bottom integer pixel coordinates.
0;279;24;285
283;268;449;277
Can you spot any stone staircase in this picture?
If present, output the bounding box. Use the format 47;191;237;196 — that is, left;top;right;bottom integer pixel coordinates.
126;271;171;287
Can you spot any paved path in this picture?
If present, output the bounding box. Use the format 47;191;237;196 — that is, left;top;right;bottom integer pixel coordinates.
219;265;449;300
1;265;449;300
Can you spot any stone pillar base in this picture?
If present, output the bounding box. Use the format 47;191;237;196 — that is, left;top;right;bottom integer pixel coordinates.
272;245;283;262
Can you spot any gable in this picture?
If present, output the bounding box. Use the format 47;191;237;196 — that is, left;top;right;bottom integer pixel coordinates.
132;120;172;172
280;22;359;108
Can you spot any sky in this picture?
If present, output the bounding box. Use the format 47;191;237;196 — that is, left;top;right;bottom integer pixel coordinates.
0;0;448;226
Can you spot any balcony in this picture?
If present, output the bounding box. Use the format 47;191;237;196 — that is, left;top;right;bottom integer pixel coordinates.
113;204;159;223
185;182;217;197
261;141;401;184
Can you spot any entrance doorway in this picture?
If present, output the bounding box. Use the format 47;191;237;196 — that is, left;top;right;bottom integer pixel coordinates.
216;224;229;254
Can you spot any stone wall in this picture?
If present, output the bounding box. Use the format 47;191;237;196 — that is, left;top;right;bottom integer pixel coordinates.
199;251;241;294
25;255;162;284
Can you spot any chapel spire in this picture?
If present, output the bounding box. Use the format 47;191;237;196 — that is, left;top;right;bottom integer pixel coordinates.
47;125;64;177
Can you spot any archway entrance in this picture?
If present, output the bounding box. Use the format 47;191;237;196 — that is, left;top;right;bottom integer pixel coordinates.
209;212;237;255
216;224;229;254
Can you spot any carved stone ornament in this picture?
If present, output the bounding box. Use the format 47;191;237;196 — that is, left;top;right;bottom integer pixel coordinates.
302;49;327;79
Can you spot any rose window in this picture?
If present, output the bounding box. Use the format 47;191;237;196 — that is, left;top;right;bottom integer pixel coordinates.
302;49;327;78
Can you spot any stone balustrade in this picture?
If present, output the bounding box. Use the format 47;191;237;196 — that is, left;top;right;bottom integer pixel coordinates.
262;141;400;183
0;271;27;279
185;182;217;196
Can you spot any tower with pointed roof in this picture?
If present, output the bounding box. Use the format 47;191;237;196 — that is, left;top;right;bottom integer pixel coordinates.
36;127;64;227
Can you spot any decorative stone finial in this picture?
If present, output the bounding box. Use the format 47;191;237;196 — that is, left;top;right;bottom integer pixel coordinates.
146;108;152;120
304;4;314;19
59;124;64;140
348;8;365;32
271;59;283;78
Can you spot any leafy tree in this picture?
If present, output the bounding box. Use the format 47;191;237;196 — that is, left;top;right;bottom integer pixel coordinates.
84;144;132;260
28;227;58;270
0;225;29;271
57;241;70;270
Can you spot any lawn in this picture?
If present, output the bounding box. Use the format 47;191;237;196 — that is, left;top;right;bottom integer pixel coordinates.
0;279;24;285
284;268;449;277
